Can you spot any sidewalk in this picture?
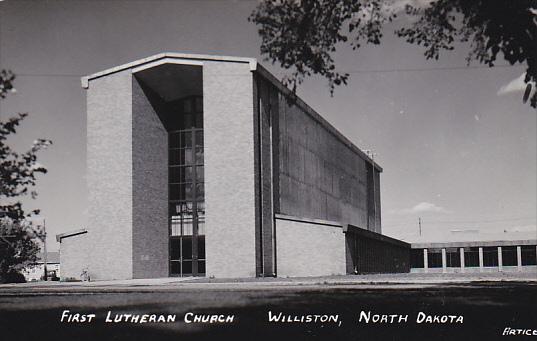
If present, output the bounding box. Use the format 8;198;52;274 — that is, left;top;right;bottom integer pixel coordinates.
1;270;535;290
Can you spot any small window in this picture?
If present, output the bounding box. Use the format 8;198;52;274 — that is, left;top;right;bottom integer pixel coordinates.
182;132;192;148
170;240;181;261
446;248;461;268
182;261;192;274
182;237;193;260
196;183;204;200
196;166;204;182
169;167;181;183
464;247;479;267
169;132;181;148
195;131;203;147
170;261;181;274
197;236;205;259
184;99;192;114
521;246;537;265
427;249;442;268
181;148;193;165
195;148;203;164
502;246;517;266
195;97;203;113
198;261;206;274
483;247;498;267
410;249;424;268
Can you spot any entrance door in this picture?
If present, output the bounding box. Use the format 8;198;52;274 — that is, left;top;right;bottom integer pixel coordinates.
168;96;205;276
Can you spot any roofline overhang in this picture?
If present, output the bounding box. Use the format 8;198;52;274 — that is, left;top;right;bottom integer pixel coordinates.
255;64;383;172
81;52;258;89
81;52;382;172
411;239;537;249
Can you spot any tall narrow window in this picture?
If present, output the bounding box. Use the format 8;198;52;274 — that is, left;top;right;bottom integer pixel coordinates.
168;96;205;277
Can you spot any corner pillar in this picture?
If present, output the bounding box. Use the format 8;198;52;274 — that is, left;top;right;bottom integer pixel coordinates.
460;248;465;273
498;246;503;272
423;249;428;273
516;246;522;271
478;247;483;272
441;248;447;273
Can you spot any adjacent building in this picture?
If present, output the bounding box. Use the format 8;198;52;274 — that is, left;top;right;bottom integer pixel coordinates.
57;52;410;280
22;251;60;282
410;240;537;273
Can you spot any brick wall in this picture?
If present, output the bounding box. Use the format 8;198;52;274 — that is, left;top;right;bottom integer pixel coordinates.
204;61;257;278
86;70;133;280
275;216;346;277
59;233;89;280
131;77;169;278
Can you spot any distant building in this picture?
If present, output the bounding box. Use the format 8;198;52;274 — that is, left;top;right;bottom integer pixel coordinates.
57;52;410;281
22;251;60;282
410;239;537;273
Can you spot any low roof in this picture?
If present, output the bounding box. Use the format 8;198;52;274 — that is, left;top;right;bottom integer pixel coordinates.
56;228;88;242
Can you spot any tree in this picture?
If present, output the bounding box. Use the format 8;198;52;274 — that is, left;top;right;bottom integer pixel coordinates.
249;0;537;108
0;70;51;283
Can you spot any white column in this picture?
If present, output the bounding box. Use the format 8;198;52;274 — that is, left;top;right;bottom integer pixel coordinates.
424;249;428;273
478;247;484;272
441;248;447;273
517;246;522;271
498;246;503;272
460;248;465;273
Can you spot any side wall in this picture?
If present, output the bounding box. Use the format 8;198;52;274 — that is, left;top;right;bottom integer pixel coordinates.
87;70;133;280
59;233;89;280
346;225;410;274
269;80;381;232
131;77;169;278
276;216;346;277
204;62;257;278
254;76;280;276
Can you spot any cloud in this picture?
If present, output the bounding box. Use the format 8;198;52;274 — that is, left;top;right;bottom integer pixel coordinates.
390;202;451;215
502;224;537;233
497;73;535;96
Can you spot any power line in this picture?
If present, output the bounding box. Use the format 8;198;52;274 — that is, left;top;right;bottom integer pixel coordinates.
16;73;83;78
343;64;519;74
7;63;521;79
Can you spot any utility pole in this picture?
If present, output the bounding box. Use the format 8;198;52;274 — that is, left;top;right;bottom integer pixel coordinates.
43;219;47;281
418;217;422;236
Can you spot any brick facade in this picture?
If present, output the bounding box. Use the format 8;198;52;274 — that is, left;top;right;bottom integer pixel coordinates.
275;216;347;277
58;232;89;280
132;77;169;278
204;61;257;278
87;70;133;280
61;53;398;280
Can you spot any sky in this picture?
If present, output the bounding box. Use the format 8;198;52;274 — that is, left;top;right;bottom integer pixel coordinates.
0;0;535;250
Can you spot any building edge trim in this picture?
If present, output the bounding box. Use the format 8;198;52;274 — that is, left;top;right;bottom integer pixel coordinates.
275;213;343;228
81;52;257;89
412;239;537;249
346;224;411;248
254;64;382;172
55;229;88;243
